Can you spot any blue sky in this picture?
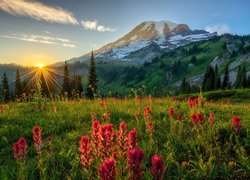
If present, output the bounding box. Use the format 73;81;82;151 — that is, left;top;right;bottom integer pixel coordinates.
0;0;249;66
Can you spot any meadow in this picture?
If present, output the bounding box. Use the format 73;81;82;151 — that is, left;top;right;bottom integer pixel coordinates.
0;96;249;179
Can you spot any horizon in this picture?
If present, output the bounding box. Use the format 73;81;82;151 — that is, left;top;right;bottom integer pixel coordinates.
0;0;250;66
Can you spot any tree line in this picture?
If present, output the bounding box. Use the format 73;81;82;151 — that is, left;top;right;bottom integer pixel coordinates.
0;51;98;103
180;62;250;94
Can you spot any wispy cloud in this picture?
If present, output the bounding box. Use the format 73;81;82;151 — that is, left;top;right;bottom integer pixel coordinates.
81;20;116;32
1;33;76;48
0;0;78;25
205;24;231;35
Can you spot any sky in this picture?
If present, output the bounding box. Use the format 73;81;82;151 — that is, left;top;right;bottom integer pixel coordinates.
0;0;249;66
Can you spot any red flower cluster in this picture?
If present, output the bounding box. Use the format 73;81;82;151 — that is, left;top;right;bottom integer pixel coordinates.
13;137;27;161
188;97;199;108
144;106;151;119
232;116;241;134
127;147;144;179
98;158;116;180
99;124;115;158
135;97;141;103
99;101;106;108
32;125;43;149
178;114;182;121
151;155;164;180
79;136;93;170
169;107;174;118
208;112;214;125
127;128;137;150
191;113;203;124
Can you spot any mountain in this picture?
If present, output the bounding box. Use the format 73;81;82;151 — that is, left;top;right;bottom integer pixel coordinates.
67;20;217;64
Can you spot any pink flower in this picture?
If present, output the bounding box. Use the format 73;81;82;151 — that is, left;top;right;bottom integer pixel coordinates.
99;124;115;158
197;113;203;124
79;136;93;170
144;106;151;119
232;116;241;134
148;121;153;133
32;125;43;149
13;137;28;161
151;155;164;179
90;120;101;156
127;147;144;179
98;158;116;180
127;128;137;150
169;107;174;118
178;114;182;121
208;112;214;125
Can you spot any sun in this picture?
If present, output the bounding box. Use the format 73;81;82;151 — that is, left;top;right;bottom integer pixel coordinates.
37;64;44;69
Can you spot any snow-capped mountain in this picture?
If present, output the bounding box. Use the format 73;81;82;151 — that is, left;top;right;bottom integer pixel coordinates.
68;20;217;64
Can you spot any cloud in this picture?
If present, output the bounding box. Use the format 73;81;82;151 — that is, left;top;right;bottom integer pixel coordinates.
1;33;76;48
0;0;78;25
81;20;116;32
205;24;231;35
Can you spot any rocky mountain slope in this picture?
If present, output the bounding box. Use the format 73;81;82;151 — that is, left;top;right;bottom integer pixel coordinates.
67;20;217;64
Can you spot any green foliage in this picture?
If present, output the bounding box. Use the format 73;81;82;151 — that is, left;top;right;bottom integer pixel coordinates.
1;72;10;103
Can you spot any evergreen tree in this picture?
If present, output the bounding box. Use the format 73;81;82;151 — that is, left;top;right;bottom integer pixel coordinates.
86;51;98;99
15;69;22;97
247;75;250;88
241;63;247;88
1;72;10;102
61;61;72;97
202;65;215;91
234;65;242;88
190;55;197;64
214;65;221;89
222;64;230;89
234;63;247;88
77;75;83;94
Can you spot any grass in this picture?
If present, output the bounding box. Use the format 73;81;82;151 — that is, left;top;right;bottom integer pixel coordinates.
0;97;249;179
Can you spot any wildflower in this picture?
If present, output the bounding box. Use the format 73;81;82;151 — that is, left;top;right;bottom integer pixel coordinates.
197;113;203;124
127;147;144;179
178;114;182;121
98;158;116;180
134;113;139;123
13;138;28;161
79;136;93;170
151;155;164;180
46;136;52;141
232;116;241;134
127;128;137;149
90;120;101;156
102;111;111;121
148;121;153;132
99;124;115;158
181;161;189;167
144;106;151;119
32;125;43;149
169;107;174;118
91;112;96;121
191;114;197;123
117;122;128;153
208;112;214;125
135;97;141;103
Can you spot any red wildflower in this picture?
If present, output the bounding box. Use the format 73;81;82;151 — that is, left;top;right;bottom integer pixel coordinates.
99;124;115;158
98;158;116;180
178;114;182;121
197;113;203;124
79;136;93;170
127;147;144;179
148;121;153;133
117;122;128;153
90;120;101;156
232;116;241;134
127;128;137;149
144;106;151;119
151;155;164;180
208;112;214;125
135;97;141;103
13;137;28;161
32;125;43;149
169;107;174;118
47;136;52;141
191;114;197;123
